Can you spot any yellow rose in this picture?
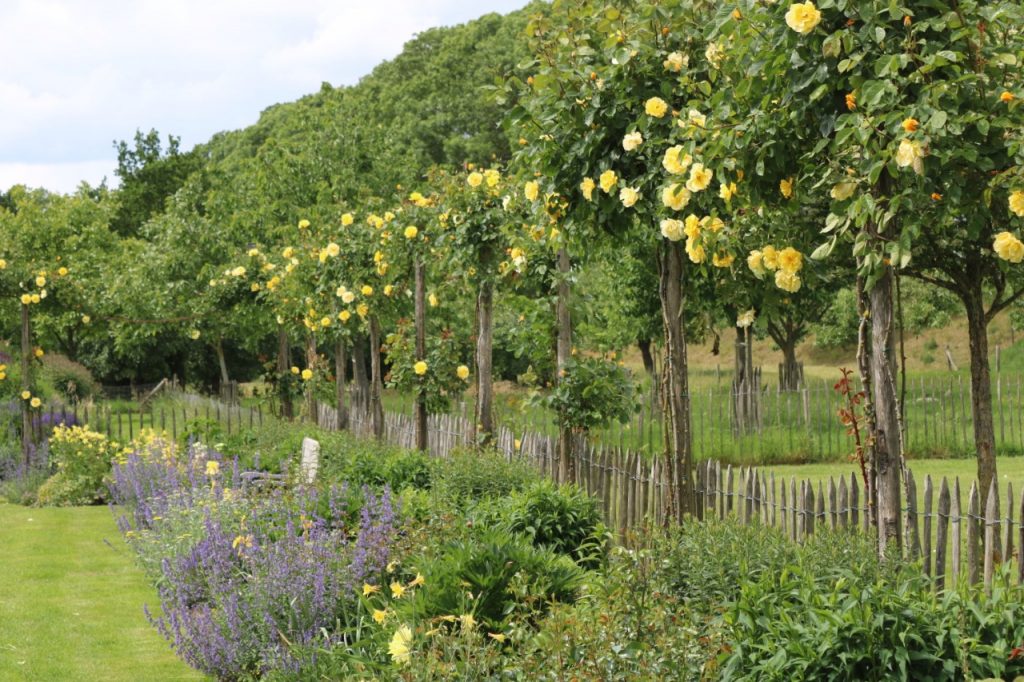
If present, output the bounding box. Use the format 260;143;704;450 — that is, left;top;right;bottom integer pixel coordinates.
580;177;596;201
326;242;340;257
413;361;428;376
58;267;69;276
82;315;91;324
994;231;1024;263
686;163;713;192
683;214;701;240
747;250;766;278
662;184;691;211
342;291;356;304
320;316;331;328
341;213;354;226
291;366;300;374
762;245;780;270
779;177;794;199
895;139;925;174
785;1;822;34
231;266;246;277
484;169;501;188
361;285;374;296
712;252;734;268
282;246;294;259
701;216;725;232
457;365;470;380
775;269;802;293
660;218;685;242
35;276;46;287
1000;91;1015;103
301;369;313;381
250;282;261;292
777;246;803;274
687;109;707;129
30;397;42;408
663;145;693;175
663;51;686;72
467;172;483;187
298;219;310;229
21;390;31;400
190;329;201;340
384;284;395;296
599;169;618;194
31;293;40;304
901;117;920;133
619;186;641;208
0;259;6;269
622;131;643;152
20;294;32;305
404;225;419;240
1009;190;1024;218
429;293;438;307
704;42;724;69
645;97;669;118
830;182;856;201
685;239;706;263
737;309;756;328
524;180;540;202
339;310;352;322
718;182;737;201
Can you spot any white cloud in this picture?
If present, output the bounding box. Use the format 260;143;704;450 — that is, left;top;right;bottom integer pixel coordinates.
0;0;526;194
0;160;118;194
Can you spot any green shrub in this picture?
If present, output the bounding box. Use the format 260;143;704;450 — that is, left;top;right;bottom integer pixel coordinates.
431;448;537;506
653;519;800;610
530;356;638;432
720;562;1024;681
323;442;432;492
474;480;607;568
38;354;99;402
403;529;584;630
36;424;119;505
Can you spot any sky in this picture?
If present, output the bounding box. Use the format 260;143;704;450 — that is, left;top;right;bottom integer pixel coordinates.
0;0;529;194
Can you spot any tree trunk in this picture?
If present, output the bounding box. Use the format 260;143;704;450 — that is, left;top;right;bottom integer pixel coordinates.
369;317;384;440
659;241;695;520
556;248;575;484
868;263;903;554
306;334;319;426
352;334;370;413
732;326;760;433
779;337;801;391
638;338;655;376
414;258;428;451
335;339;349;431
214;337;230;385
475;280;495;443
21;304;32;467
963;280;997;509
276;328;293;420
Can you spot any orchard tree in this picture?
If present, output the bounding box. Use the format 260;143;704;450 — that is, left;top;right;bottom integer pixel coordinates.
729;0;1024;544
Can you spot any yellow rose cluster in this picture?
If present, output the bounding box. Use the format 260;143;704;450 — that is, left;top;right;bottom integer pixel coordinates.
748;245;803;292
994;232;1024;263
1010;190;1024;218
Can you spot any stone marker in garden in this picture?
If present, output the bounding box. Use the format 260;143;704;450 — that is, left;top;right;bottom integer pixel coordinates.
300;437;319;485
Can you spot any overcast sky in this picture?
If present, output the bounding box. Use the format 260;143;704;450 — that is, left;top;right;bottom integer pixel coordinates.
0;0;528;194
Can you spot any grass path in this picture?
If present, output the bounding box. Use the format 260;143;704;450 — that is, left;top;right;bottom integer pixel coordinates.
0;503;206;682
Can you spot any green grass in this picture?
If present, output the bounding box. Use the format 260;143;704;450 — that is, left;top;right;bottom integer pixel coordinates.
763;456;1024;495
0;503;206;682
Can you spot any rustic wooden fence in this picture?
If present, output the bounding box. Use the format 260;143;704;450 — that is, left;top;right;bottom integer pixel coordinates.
12;392;265;446
319;399;1023;593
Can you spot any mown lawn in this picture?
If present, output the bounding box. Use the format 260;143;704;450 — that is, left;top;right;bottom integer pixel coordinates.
0;503;206;682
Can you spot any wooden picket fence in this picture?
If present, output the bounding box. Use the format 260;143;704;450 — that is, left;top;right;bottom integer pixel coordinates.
319;399;1023;594
18;392;265;446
